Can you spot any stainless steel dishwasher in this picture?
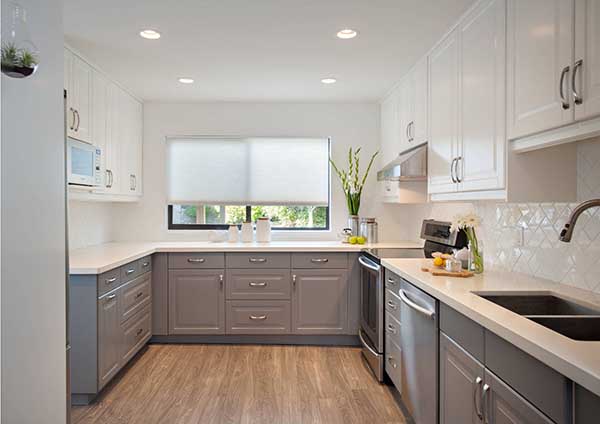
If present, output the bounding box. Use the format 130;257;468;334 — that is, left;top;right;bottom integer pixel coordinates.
399;279;438;424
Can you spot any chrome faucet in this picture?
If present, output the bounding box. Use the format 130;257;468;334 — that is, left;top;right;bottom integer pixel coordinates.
559;199;600;242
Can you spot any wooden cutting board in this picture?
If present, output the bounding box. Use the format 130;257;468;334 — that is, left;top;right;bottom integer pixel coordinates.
421;267;474;278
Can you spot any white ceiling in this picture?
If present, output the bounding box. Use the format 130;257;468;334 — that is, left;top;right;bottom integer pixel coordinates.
64;0;475;102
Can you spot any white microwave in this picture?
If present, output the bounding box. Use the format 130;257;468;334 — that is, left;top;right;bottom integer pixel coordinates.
67;138;103;187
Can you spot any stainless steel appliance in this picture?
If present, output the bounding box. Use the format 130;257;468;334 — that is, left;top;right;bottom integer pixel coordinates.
399;279;438;424
358;219;467;383
67;137;102;187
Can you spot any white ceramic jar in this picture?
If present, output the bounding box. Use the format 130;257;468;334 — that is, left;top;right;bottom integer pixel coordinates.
228;225;239;243
255;217;271;243
241;222;253;243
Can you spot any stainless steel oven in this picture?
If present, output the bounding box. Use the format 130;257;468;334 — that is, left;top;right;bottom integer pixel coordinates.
358;255;384;381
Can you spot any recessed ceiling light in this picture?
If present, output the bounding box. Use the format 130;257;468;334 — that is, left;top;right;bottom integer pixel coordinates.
178;77;194;84
321;78;337;84
337;29;358;39
139;29;161;40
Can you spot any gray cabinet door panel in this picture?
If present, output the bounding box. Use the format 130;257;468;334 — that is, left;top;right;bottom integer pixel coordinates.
138;255;152;274
226;269;291;300
168;269;225;334
98;290;121;390
98;267;121;296
226;253;290;269
574;384;600;424
151;253;169;336
385;336;402;391
385;310;401;346
119;273;152;324
120;305;151;364
121;260;141;283
485;369;554;424
384;269;401;292
169;253;225;269
439;332;485;424
291;253;348;269
226;300;291;334
292;269;348;334
385;289;401;322
440;303;485;362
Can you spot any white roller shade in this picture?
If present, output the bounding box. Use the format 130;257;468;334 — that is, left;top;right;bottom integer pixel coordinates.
166;137;330;206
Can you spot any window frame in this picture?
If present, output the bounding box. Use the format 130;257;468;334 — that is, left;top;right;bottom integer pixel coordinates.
167;205;330;231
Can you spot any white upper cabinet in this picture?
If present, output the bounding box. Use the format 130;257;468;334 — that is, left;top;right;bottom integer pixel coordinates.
574;0;600;121
457;0;506;192
507;0;574;140
92;70;109;188
65;49;93;143
412;56;429;146
428;28;459;195
380;87;400;167
119;91;143;196
397;75;413;154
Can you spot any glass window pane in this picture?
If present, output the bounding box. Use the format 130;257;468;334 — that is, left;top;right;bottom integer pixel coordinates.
252;206;328;229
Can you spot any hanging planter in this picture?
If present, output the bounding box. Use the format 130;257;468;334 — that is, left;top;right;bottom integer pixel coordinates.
1;2;39;79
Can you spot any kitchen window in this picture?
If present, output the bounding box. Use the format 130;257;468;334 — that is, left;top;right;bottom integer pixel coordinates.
166;137;330;230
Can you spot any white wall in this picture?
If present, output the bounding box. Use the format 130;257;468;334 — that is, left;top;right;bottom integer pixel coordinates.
112;102;393;241
69;200;115;249
1;0;67;422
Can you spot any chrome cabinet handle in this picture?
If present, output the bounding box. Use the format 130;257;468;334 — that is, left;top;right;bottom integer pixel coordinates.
474;376;483;420
105;293;117;301
135;328;144;337
455;156;463;183
249;314;267;321
69;108;75;130
406;123;411;142
292;274;297;289
130;174;134;191
482;383;490;424
126;269;135;275
310;258;329;263
386;300;398;310
133;175;137;190
386;277;397;286
219;274;224;289
105;277;117;285
572;59;583;105
450;158;457;183
74;109;80;131
559;65;570;109
142;262;150;268
135;292;143;299
249;281;267;287
387;355;398;368
386;323;397;334
249;257;267;263
409;121;415;142
187;258;205;263
398;289;435;319
105;170;111;188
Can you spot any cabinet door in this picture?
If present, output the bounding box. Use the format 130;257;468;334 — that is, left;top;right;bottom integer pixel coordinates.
380;89;400;166
292;269;348;334
507;0;574;139
440;333;485;424
92;70;109;188
168;270;225;334
118;91;143;195
574;0;600;121
458;0;506;192
428;28;459;194
69;53;93;143
413;56;429;145
98;291;121;390
397;74;414;153
485;369;554;424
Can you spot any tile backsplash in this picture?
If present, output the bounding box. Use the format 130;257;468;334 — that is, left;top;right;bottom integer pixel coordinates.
476;137;600;293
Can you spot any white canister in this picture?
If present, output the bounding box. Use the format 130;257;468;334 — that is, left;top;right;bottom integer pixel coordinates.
255;217;271;243
228;225;239;243
241;222;253;243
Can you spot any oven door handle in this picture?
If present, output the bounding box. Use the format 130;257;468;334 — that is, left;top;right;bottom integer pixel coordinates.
358;329;379;357
358;256;381;272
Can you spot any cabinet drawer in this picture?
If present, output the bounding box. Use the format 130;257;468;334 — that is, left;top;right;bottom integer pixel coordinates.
138;255;152;274
440;303;484;362
121;305;151;364
485;331;571;424
226;300;291;334
385;310;401;347
226;269;291;300
120;260;140;283
385;289;401;323
384;269;401;292
226;253;290;269
98;268;121;296
120;273;152;324
168;253;225;269
291;253;348;269
385;336;402;391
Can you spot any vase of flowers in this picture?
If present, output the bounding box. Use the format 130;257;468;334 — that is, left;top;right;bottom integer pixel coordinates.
330;147;378;235
451;213;484;274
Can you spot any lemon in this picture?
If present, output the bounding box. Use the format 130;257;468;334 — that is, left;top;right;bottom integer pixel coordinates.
356;236;366;245
349;236;358;244
433;257;445;267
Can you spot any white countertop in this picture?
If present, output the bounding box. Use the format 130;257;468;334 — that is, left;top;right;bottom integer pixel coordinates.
69;240;423;274
382;258;600;398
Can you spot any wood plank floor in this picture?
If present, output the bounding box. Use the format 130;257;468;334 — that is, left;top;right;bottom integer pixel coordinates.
72;344;408;424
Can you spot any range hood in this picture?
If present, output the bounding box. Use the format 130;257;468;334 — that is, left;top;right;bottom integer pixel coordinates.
377;142;427;182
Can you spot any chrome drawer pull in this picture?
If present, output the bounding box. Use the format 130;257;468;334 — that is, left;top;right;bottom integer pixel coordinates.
135;328;144;337
142;262;150;267
106;293;117;301
387;324;397;334
249;257;267;263
310;258;329;263
386;300;397;310
249;314;267;321
249;281;267;287
386;278;397;285
126;269;135;275
387;355;398;368
105;277;117;285
482;383;490;424
474;377;483;420
187;258;206;263
135;292;143;299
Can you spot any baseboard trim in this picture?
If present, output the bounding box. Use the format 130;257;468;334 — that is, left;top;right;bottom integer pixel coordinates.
150;334;360;346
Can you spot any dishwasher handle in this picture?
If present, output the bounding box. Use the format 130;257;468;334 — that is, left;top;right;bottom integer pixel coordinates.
398;289;436;320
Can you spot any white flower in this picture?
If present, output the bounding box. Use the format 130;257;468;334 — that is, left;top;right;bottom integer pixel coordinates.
451;213;481;233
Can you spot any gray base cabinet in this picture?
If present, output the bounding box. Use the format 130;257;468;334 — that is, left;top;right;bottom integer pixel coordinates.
292;269;348;334
98;291;121;390
168;269;225;334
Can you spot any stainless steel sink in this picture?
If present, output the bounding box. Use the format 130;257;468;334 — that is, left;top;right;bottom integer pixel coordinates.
476;293;600;341
477;293;600;316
